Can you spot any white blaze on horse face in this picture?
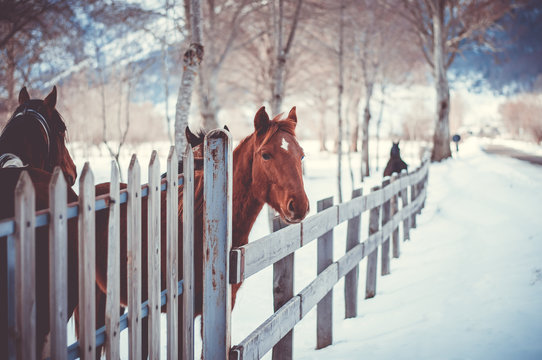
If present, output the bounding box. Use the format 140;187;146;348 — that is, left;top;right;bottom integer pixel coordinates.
281;138;289;151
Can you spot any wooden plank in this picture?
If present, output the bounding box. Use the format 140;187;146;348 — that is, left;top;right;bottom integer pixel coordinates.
127;155;142;360
49;168;68;360
6;233;16;359
366;185;380;299
202;129;232;360
299;263;338;318
344;188;362;319
233;296;301;360
400;170;410;242
391;173;400;259
78;163;96;360
410;172;417;229
337;191;367;223
147;151;161;359
166;147;180;360
272;217;293;360
381;179;391;276
181;144;194;360
14;171;36;360
242;223;301;280
317;197;334;349
337;242;365;280
364;187;384;210
105;162;121;360
301;206;337;246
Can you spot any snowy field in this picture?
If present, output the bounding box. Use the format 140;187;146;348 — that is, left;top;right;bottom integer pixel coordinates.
66;136;542;359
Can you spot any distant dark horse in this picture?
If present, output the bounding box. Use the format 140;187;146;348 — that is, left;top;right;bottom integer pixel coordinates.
383;141;408;177
0;87;78;358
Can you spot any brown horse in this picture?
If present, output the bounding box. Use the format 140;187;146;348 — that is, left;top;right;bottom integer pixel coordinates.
89;106;309;356
0;87;78;357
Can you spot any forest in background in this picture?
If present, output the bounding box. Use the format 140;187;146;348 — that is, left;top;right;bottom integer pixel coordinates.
1;0;541;177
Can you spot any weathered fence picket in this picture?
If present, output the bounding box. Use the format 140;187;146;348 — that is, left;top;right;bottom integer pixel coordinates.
317;197;334;349
272;217;293;360
127;156;142;360
105;162;120;360
166;146;179;360
49;168;68;360
381;178;391;276
181;144;194;360
14;171;36;360
366;185;381;299
400;169;410;241
78;163;96;360
391;173;400;258
344;188;362;319
147;151;161;359
202;129;232;360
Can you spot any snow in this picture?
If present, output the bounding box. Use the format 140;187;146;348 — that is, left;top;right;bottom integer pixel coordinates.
67;136;542;359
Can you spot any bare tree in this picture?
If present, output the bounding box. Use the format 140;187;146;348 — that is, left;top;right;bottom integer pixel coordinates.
397;0;519;161
174;0;204;154
336;0;346;202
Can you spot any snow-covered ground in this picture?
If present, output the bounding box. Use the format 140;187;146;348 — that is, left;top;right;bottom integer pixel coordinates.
67;136;542;359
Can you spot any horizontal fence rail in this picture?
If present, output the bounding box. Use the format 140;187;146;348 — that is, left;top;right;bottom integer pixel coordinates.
230;155;430;360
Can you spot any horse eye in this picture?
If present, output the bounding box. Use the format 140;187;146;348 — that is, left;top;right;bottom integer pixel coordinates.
301;155;305;161
262;153;271;160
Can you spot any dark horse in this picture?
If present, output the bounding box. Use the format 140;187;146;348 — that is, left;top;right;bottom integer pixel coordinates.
383;141;408;177
0;87;79;358
89;106;309;357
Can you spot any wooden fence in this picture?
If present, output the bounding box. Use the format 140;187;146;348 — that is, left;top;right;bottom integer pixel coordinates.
1;128;429;359
228;154;430;360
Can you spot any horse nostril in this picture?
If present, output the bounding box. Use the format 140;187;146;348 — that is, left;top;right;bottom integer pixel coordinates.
288;200;295;213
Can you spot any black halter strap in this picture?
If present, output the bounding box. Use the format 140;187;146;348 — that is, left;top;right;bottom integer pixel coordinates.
0;106;53;170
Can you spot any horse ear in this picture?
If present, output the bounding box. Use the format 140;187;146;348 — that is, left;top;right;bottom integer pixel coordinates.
224;125;230;132
44;86;57;109
185;126;200;147
254;106;270;134
287;106;297;124
18;87;30;105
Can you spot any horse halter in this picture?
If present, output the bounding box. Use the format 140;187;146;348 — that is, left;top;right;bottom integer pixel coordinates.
0;106;53;170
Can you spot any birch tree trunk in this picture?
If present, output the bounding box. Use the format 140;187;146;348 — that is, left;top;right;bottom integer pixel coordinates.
175;0;204;156
361;80;374;179
431;0;451;161
197;68;220;130
336;0;345;203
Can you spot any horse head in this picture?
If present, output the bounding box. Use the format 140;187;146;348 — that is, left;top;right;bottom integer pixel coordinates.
249;106;309;223
0;86;77;185
390;141;401;158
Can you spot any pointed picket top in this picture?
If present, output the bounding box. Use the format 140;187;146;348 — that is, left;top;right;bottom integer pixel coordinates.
15;169;34;198
168;146;178;180
128;154;140;178
79;162;95;197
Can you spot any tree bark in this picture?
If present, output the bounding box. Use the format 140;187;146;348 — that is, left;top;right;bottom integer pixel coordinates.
175;0;204;156
431;0;451;161
337;0;345;203
361;80;373;179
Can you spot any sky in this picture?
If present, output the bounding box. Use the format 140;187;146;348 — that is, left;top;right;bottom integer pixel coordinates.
65;135;542;359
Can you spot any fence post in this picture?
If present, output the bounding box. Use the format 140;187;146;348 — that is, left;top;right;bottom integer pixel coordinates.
203;129;232;360
49;168;68;360
344;188;362;319
400;170;410;242
14;171;36;360
127;156;142;360
410;173;417;229
105;162;121;360
272;216;293;360
381;178;391;276
366;185;381;299
181;144;194;360
317;196;334;349
78;163;96;360
391;173;400;259
148;151;161;359
166;147;180;360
